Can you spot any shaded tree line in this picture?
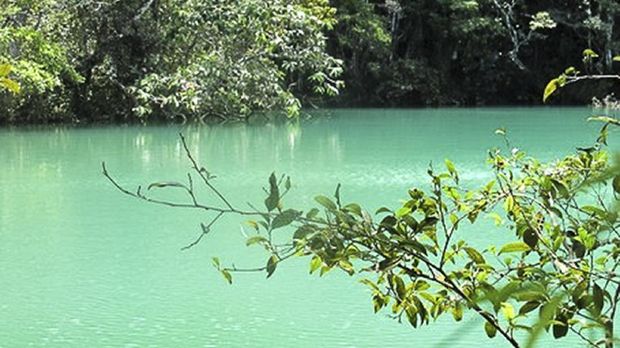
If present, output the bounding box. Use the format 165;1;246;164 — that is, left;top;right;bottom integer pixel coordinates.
328;0;620;106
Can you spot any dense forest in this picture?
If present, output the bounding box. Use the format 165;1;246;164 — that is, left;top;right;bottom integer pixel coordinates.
1;0;619;123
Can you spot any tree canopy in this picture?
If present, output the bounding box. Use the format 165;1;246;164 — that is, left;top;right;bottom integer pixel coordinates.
1;0;620;123
0;0;342;123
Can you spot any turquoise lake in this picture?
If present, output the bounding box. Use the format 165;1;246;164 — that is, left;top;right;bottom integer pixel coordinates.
1;108;614;347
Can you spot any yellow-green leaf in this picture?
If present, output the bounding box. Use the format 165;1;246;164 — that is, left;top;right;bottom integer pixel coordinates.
309;255;322;274
583;48;599;58
503;195;515;212
0;64;11;77
543;78;559;103
501;302;516;320
588;115;620;126
0;78;20;94
499;242;531;255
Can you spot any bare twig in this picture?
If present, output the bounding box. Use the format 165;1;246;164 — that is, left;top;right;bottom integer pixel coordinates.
181;212;224;251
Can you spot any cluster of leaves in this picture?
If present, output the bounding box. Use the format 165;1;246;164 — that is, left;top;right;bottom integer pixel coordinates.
233;128;620;347
0;64;20;94
106;118;620;347
0;0;82;122
0;0;342;123
131;0;343;121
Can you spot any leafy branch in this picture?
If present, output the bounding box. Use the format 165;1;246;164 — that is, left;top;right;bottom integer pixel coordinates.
105;121;620;347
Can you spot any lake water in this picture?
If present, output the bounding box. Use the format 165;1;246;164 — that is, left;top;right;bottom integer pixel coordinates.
0;108;613;347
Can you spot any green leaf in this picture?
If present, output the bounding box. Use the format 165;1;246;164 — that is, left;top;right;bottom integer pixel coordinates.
463;247;485;264
445;159;456;175
147;181;186;190
315;195;337;211
211;257;221;269
293;225;314;240
543;78;559;102
246;235;268;246
550;179;569;199
271;209;300;230
499;242;531;255
552;322;568;338
375;207;392;214
519;301;541;316
334;183;342;207
484;321;497;338
395;206;412;218
583;48;599;58
614;56;620;62
266;255;278;278
487;212;503;226
501;302;515;320
523;229;539;249
373;294;385;313
306;208;320;219
220;269;232;284
593;283;604;315
613;176;620;195
309;255;322;274
564;66;577;75
344;203;363;217
264;173;280;212
503;195;515;212
0;78;19;94
525;297;562;348
452;304;463;322
588;115;620;126
245;220;259;230
338;260;354;275
0;64;11;77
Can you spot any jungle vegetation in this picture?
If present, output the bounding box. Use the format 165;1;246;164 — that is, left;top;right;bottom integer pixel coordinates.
23;0;612;346
1;0;620;123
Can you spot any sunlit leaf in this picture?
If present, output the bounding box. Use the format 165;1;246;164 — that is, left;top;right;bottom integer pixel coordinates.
246;235;268;246
0;78;20;94
499;242;530;255
543;78;559;103
0;64;11;77
315;195;337;211
221;269;232;284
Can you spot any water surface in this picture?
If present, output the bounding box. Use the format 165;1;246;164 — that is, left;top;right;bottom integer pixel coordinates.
0;108;611;347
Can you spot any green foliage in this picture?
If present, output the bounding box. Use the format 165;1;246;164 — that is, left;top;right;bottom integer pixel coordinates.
130;0;343;121
106;115;620;347
0;1;81;121
2;0;620;121
0;0;342;123
230;122;620;346
0;64;20;94
328;0;620;106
